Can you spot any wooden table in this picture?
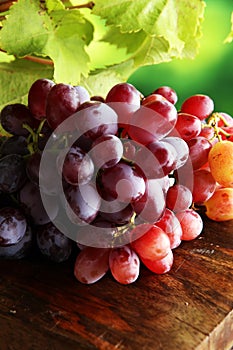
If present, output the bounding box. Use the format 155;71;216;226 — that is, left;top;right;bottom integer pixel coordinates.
0;216;232;350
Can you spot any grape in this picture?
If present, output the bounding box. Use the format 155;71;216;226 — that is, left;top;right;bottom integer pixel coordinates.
26;151;41;186
132;179;165;223
163;136;189;169
0;135;29;156
0;103;36;136
208;140;233;187
131;224;171;261
39;149;63;195
181;94;214;120
98;161;146;202
28;78;55;120
219;126;233;141
0;224;33;259
58;145;94;186
105;83;142;128
64;182;101;224
109;245;140;284
0;207;27;246
0;154;26;193
192;169;216;204
46;83;80;130
187;136;212;170
128;95;177;145
36;222;73;262
99;197;134;225
199;126;215;140
135;140;178;179
166;184;193;212
204;188;233;221
76;101;118;141
91;134;123;169
74;247;110;284
172;113;202;141
90;95;105;103
152;86;178;105
141;248;173;274
176;209;203;241
19;181;59;225
155;208;183;249
74;85;90;104
73;134;93;153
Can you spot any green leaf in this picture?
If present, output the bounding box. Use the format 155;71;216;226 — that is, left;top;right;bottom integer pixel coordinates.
225;12;233;43
42;9;94;83
0;0;49;56
0;59;53;110
45;0;65;13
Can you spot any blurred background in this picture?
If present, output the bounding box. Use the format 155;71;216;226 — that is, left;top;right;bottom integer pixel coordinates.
128;0;233;115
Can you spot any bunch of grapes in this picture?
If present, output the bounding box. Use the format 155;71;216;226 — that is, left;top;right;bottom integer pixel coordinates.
0;79;232;285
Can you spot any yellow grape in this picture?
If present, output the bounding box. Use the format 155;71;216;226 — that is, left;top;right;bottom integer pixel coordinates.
204;188;233;221
208;140;233;187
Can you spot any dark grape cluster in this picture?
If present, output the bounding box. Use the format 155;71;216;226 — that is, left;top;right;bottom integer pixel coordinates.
0;79;232;284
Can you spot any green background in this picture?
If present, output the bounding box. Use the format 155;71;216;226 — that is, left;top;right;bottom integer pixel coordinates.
128;0;233;115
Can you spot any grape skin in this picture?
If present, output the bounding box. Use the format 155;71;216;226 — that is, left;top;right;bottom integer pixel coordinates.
0;207;27;246
176;209;203;241
205;188;233;221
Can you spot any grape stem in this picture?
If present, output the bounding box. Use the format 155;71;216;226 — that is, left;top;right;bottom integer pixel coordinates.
204;112;231;142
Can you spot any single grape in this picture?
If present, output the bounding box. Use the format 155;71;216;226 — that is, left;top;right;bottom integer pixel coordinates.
204;188;233;221
199;126;215;140
46;83;80;130
109;245;140;285
172;113;202;141
166;184;193;212
141;248;173;274
74;247;110;284
99;196;134;226
76;101;118;140
74;85;90;104
135;140;178;178
155;208;183;249
181;94;214;120
152;86;178;105
192;169;216;204
64;182;101;224
132;179;165;223
28;78;55;120
163;136;189;169
0;103;36;136
0;224;33;259
58;145;94;186
98;161;146;203
0;154;26;193
128;95;177;144
0;207;27;246
187;136;212;170
19;181;59;225
105;83;142;128
91;134;123;169
36;222;73;262
131;224;171;261
0;135;29;156
176;209;203;241
208;140;233;187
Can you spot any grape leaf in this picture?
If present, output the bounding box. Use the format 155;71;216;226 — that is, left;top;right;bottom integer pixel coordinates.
0;59;53;110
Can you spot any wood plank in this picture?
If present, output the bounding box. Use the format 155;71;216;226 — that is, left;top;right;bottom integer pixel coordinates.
0;215;232;350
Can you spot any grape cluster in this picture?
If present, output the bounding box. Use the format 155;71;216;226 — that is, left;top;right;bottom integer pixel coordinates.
0;79;232;285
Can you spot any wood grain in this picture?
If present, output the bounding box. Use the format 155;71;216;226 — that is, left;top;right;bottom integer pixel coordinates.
0;216;232;350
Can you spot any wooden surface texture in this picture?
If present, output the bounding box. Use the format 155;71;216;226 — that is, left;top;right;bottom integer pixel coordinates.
0;216;232;350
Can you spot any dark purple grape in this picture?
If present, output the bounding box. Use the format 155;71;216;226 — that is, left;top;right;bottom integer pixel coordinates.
26;152;41;186
75;101;118;140
46;83;80;130
0;103;36;136
0;154;26;193
57;145;94;186
73;134;93;153
36;222;73;262
0;224;33;259
64;182;101;224
99;200;134;225
19;181;59;225
98;161;146;202
0;135;29;156
0;207;27;246
28;78;55;120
